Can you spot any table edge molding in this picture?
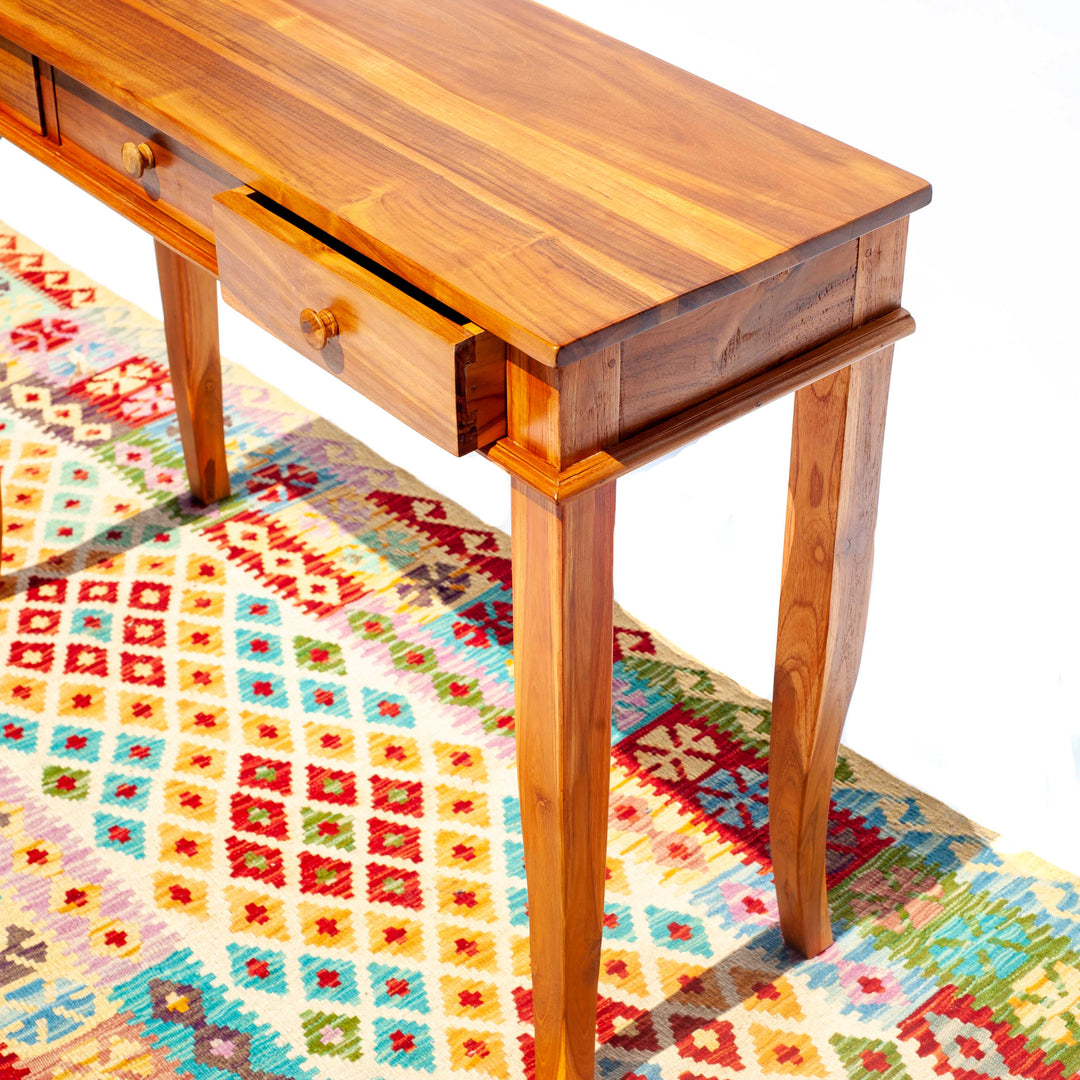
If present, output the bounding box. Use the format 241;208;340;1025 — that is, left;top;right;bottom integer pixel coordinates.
482;306;915;500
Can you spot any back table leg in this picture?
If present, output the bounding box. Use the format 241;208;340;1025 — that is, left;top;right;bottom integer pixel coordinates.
769;220;907;957
155;240;230;504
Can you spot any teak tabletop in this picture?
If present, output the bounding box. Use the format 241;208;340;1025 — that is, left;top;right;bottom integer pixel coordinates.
0;0;928;364
0;2;930;1078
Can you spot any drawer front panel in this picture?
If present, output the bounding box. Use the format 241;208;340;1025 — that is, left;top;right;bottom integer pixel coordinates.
53;70;235;240
0;36;41;133
214;188;505;456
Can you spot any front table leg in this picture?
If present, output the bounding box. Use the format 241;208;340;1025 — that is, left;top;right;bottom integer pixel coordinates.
512;476;616;1080
154;240;231;504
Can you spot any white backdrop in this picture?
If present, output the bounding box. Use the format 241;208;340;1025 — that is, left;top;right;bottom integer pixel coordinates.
2;0;1077;869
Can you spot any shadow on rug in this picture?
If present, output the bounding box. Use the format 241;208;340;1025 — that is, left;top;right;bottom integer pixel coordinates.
1;223;1078;1079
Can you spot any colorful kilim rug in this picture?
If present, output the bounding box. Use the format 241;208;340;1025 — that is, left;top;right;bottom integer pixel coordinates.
0;220;1078;1080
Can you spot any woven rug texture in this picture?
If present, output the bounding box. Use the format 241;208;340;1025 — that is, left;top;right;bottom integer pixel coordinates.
0;221;1078;1080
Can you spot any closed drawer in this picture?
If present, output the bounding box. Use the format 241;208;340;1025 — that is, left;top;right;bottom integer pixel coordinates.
213;188;506;456
52;70;236;241
0;35;40;133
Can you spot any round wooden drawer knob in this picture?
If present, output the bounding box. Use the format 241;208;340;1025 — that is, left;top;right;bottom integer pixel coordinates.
300;308;340;351
121;141;156;178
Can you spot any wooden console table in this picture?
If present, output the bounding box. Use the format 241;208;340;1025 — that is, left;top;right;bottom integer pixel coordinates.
0;4;929;1077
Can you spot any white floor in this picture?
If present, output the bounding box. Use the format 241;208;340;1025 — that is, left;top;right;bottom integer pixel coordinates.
2;0;1078;873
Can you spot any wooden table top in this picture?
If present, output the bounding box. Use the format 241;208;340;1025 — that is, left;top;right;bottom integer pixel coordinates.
2;0;930;365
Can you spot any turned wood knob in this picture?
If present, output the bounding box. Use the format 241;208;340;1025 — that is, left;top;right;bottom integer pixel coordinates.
121;141;155;178
299;308;340;351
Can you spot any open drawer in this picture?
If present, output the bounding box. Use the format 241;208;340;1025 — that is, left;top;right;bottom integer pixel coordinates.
213;188;506;456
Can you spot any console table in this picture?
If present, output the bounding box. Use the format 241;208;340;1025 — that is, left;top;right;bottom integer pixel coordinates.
0;4;930;1078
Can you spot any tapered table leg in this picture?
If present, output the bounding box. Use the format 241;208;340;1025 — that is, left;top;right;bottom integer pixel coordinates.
769;220;906;957
512;476;616;1080
155;240;230;504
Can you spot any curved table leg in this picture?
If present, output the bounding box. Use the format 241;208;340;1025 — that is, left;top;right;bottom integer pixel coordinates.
769;220;907;957
155;240;230;504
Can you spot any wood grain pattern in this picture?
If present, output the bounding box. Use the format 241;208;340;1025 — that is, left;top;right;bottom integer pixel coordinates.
509;347;620;1080
155;241;231;504
506;344;620;469
54;70;237;241
620;240;858;438
213;187;506;456
768;218;908;958
0;0;930;364
485;306;913;502
0;34;40;133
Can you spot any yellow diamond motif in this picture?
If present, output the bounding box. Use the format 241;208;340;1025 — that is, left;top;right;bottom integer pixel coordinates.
750;1024;826;1076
